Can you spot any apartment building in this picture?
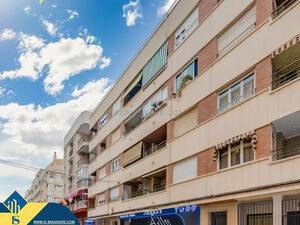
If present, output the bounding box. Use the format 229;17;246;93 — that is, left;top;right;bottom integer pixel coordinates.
25;152;63;203
85;0;300;224
63;111;93;225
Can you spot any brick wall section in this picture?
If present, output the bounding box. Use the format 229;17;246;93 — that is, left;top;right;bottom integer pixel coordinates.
256;0;272;26
168;32;175;56
105;190;109;203
167;78;175;99
197;92;217;124
197;147;217;176
106;161;111;176
167;120;175;141
119;184;123;201
256;124;272;159
256;56;272;92
166;164;173;185
106;134;112;149
120;122;125;137
198;37;218;74
96;144;101;156
198;0;218;24
107;106;113;121
97;120;101;132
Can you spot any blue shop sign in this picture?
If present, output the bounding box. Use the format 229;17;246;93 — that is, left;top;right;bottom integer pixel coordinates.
120;205;200;225
85;219;94;225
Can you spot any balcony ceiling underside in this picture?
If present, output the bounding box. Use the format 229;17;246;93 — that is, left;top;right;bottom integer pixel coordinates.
273;110;300;139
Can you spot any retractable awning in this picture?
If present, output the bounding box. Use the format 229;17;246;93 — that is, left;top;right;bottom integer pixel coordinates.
272;34;300;58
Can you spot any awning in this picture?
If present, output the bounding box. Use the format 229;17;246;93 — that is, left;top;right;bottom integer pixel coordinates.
213;131;257;162
123;141;143;166
65;189;87;202
272;34;300;58
124;71;143;97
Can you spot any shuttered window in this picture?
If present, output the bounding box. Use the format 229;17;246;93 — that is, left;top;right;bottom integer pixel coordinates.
111;126;121;144
110;187;119;201
99;167;106;179
175;7;199;49
173;156;197;184
218;6;256;56
123;142;143;167
142;42;168;88
98;193;105;205
174;107;198;137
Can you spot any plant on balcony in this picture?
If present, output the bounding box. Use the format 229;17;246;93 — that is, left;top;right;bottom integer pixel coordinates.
178;74;193;97
151;102;158;112
157;100;163;106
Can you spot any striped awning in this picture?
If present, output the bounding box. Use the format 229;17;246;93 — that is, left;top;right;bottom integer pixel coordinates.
213;131;257;162
272;34;300;58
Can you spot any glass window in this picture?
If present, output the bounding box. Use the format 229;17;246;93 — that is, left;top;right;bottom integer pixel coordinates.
231;142;241;166
112;98;121;116
243;139;254;163
100;113;107;126
111;158;120;173
218;91;229;113
110;187;119;201
243;74;255;99
230;83;241;106
219;147;229;170
175;73;183;92
175;59;198;92
162;86;168;101
211;212;227;225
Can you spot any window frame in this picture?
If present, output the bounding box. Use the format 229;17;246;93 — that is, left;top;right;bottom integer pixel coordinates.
174;58;198;92
110;186;120;201
100;112;108;126
111;158;120;173
99;166;106;180
217;139;256;170
217;72;255;113
112;98;121;116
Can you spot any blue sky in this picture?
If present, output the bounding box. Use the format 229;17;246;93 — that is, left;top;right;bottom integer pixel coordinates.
0;0;176;200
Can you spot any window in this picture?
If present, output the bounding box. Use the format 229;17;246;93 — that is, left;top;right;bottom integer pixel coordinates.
218;73;255;113
218;139;255;170
110;187;119;201
99;167;106;180
218;6;256;56
175;59;198;92
211;212;227;225
142;42;168;88
142;86;168;118
112;98;121;116
100;113;107;126
77;167;89;180
173;156;197;184
98;193;105;205
124;72;143;106
175;7;199;49
111;158;120;173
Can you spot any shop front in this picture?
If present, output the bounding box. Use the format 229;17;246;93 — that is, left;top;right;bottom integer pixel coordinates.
120;205;200;225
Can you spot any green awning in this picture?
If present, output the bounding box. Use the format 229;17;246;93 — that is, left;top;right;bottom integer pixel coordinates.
124;71;143;97
142;41;168;88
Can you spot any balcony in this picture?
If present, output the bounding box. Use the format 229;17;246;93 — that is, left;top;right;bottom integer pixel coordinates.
77;178;93;188
272;0;298;19
123;124;167;167
272;35;300;90
123;169;166;200
77;136;90;154
76;200;88;210
272;110;300;161
77;154;89;168
69;148;73;158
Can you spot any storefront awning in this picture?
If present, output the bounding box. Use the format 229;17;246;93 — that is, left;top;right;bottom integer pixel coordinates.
123;141;143;167
272;34;300;58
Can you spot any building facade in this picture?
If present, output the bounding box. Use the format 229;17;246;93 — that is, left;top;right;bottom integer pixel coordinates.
25;152;63;203
64;111;93;225
83;0;300;224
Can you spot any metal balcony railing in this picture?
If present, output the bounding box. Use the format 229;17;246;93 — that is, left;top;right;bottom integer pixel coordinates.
77;178;93;188
272;142;300;161
283;198;300;225
78;136;90;147
142;140;167;158
69;149;73;157
272;0;298;19
126;183;166;200
272;58;300;90
76;200;88;210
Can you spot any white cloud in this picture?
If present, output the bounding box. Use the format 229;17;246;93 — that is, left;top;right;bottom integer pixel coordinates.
122;0;142;26
86;36;95;44
52;4;56;8
100;57;111;70
42;20;57;37
0;87;5;95
0;35;110;95
0;78;111;198
24;6;31;14
0;28;17;41
67;9;79;19
157;0;177;15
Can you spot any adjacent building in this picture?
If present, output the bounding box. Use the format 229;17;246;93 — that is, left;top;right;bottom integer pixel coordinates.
63;0;300;224
25;152;63;203
63;111;93;225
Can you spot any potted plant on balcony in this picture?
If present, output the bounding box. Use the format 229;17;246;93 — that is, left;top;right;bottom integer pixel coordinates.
157;100;163;106
178;74;193;97
151;102;158;112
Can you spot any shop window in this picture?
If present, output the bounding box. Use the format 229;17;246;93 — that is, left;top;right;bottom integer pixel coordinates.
211;211;227;225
